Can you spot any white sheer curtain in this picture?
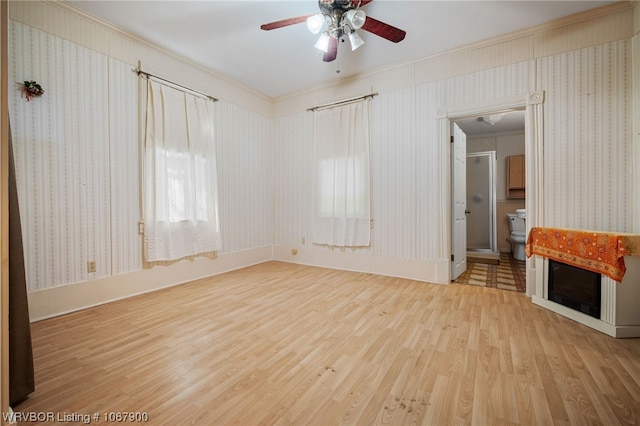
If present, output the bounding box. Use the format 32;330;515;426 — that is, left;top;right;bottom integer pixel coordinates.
143;79;221;261
312;100;371;247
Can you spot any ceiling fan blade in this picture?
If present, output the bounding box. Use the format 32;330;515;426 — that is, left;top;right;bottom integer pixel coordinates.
260;15;312;31
323;36;339;62
361;16;406;43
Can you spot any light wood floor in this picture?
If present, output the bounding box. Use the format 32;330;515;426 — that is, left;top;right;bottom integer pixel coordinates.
16;262;640;425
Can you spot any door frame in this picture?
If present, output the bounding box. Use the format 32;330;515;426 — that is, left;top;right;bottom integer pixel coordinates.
437;91;545;296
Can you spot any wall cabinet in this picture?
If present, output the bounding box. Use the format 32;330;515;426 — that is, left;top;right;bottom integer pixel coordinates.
507;154;525;198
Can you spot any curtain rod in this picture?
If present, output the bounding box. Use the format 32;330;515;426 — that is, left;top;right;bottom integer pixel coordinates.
308;92;378;112
134;67;219;102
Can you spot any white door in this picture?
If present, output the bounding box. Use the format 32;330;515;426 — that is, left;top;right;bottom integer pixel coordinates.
451;122;467;280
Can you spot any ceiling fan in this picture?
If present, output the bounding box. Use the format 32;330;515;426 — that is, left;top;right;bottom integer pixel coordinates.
260;0;406;63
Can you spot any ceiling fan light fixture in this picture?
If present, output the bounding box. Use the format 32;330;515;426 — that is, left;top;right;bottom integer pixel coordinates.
345;9;366;30
349;30;365;51
260;1;406;63
315;32;330;52
306;13;326;34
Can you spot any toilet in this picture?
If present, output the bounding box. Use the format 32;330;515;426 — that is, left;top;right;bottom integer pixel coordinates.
507;209;526;261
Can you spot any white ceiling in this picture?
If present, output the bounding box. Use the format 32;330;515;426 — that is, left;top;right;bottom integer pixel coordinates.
67;0;616;99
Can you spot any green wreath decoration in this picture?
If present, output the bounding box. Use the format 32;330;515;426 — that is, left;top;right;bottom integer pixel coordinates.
23;80;45;101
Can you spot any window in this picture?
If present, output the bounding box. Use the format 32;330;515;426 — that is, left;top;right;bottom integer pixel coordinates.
156;150;210;223
143;79;220;262
312;101;371;247
316;156;368;218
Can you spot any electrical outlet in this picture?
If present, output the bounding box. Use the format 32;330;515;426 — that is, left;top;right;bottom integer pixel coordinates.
87;260;97;273
291;249;298;255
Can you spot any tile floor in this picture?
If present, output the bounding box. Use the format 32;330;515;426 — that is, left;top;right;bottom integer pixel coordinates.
454;252;526;293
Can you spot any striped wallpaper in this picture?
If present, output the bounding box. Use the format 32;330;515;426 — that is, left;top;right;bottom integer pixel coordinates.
538;40;632;232
370;89;417;259
108;57;142;275
273;112;313;249
10;22;111;290
215;101;273;253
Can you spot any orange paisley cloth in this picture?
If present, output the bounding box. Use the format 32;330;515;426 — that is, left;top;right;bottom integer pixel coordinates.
525;227;640;282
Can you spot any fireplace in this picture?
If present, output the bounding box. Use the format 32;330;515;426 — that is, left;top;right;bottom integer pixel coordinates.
529;227;640;337
548;259;601;319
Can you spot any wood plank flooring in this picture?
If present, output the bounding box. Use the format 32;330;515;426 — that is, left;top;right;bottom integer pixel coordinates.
15;261;640;425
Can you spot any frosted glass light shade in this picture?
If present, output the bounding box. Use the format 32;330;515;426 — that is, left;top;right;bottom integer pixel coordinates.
315;33;330;52
349;31;364;51
306;14;325;34
345;9;366;29
481;113;506;125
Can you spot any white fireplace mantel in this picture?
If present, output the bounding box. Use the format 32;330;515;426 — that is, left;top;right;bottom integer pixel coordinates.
532;255;640;338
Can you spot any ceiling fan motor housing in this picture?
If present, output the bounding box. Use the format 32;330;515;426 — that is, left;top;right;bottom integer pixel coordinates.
318;0;358;15
319;0;361;39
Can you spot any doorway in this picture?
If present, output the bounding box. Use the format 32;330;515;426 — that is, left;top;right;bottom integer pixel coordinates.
442;91;545;295
450;109;526;282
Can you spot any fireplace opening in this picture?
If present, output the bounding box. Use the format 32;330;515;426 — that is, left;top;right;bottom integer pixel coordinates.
548;259;601;319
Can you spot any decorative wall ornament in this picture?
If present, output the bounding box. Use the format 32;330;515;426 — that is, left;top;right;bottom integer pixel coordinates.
527;91;544;105
22;80;44;101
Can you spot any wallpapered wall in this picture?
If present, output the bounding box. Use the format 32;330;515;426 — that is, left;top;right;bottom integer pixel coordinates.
8;3;636;297
539;42;632;231
10;22;272;291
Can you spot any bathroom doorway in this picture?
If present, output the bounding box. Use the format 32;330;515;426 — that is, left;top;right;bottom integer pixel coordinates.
444;91;545;295
452;112;527;292
455;110;526;263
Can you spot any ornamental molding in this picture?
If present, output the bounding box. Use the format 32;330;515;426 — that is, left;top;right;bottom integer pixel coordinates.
435;108;448;119
528;91;544;105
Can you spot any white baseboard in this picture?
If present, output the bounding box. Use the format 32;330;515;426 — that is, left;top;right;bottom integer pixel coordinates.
27;246;273;322
272;245;449;284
